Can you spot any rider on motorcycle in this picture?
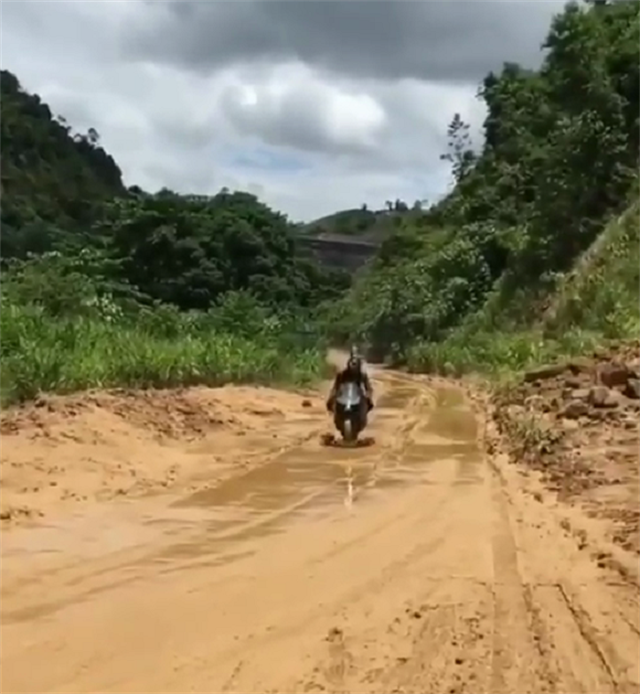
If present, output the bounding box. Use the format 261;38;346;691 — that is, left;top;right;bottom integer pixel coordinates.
326;353;374;416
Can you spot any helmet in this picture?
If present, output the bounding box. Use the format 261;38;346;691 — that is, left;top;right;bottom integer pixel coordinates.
346;355;362;373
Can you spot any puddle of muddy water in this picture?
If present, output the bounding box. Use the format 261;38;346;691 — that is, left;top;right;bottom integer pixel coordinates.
2;383;484;616
375;386;421;410
154;387;482;566
419;387;477;441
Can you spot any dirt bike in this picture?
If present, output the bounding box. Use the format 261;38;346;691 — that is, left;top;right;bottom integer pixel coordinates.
334;381;368;443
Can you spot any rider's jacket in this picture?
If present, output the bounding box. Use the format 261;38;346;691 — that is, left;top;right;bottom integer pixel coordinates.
328;368;373;401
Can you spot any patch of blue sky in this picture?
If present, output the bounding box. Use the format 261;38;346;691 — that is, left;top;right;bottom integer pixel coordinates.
229;147;310;173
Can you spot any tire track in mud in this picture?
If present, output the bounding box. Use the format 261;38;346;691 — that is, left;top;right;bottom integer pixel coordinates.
488;466;557;694
193;383;453;657
289;379;639;694
484;429;639;694
1;421;330;601
245;381;467;693
154;373;431;574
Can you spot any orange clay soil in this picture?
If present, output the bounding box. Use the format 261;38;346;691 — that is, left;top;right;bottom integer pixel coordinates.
1;357;638;694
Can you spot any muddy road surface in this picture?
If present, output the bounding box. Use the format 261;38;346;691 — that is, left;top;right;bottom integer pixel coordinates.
1;367;638;694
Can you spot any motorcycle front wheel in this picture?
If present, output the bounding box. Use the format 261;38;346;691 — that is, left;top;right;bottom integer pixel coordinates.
343;417;358;442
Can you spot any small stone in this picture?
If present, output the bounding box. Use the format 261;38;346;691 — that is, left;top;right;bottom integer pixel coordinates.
326;627;343;642
301;399;312;408
598;362;631;388
524;395;545;409
566;359;592;375
628;361;640;380
588;386;619;408
523;364;565;383
623;378;640;400
560;400;589;419
571;388;591;400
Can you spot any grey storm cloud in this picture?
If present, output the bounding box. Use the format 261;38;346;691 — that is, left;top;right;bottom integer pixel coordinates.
0;0;568;220
123;1;565;84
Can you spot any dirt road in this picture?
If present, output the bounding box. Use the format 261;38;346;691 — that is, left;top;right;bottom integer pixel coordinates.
1;366;639;694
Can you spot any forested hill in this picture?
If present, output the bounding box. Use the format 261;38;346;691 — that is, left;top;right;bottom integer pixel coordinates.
327;0;639;367
0;70;125;251
0;70;350;310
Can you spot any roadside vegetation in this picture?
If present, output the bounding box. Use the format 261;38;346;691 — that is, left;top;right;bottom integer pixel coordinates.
1;264;327;405
0;70;342;405
323;0;639;376
1;249;331;406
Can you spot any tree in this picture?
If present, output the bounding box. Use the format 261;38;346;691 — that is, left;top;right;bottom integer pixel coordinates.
394;199;409;212
440;112;476;183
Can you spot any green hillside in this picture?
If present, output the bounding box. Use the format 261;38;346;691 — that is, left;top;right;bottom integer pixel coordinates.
542;197;640;338
321;0;640;371
301;200;423;240
0;70;125;258
0;70;347;309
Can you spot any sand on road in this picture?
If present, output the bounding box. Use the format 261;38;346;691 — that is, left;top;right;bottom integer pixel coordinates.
1;367;638;694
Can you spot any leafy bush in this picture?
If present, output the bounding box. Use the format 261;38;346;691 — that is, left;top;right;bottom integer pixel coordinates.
1;69;344;407
326;221;507;359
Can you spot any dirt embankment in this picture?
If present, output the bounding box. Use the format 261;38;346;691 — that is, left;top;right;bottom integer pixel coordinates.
487;340;639;573
0;385;323;525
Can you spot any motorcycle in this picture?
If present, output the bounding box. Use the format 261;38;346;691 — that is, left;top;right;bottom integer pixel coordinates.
334;381;367;443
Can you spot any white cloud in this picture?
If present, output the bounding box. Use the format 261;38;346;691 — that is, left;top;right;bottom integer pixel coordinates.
220;61;388;156
0;1;560;222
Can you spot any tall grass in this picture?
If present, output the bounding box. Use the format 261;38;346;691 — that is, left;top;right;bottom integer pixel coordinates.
406;327;604;377
0;301;328;406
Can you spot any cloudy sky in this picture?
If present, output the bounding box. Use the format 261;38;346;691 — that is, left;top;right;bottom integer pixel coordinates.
1;0;565;222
